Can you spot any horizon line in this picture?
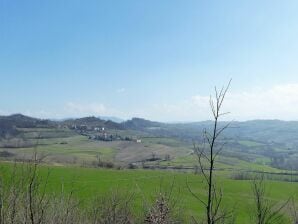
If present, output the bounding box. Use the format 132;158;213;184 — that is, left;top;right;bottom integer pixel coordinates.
2;113;298;124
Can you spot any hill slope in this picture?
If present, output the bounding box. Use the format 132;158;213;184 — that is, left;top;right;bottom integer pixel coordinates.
1;114;298;170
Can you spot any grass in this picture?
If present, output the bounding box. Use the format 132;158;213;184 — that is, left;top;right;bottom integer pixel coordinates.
0;162;297;223
238;140;264;147
159;154;281;173
4;133;117;163
141;137;191;148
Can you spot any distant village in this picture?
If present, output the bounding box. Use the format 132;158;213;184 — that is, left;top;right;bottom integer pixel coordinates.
68;124;142;143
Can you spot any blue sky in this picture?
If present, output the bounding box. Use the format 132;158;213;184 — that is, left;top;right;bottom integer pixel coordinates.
1;0;298;121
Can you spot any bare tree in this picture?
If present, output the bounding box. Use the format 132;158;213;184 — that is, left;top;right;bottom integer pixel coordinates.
144;178;183;224
289;198;298;224
145;193;171;224
89;189;135;224
187;80;233;224
0;177;3;224
251;176;289;224
46;187;81;224
0;152;50;224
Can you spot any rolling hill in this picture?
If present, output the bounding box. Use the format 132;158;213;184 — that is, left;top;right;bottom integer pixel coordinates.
1;114;298;171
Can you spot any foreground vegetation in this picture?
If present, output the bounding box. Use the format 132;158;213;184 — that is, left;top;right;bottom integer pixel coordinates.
0;161;297;223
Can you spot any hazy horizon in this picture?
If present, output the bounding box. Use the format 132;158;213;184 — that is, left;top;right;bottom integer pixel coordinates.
4;112;298;124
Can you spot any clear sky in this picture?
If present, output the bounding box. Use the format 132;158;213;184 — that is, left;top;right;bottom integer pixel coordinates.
1;0;298;121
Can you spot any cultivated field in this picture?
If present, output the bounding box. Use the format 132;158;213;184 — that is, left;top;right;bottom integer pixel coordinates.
0;127;287;173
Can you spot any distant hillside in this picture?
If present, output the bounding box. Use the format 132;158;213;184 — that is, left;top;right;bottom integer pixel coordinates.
63;116;124;130
0;114;54;127
2;114;298;170
2;114;298;146
121;118;298;145
0;114;55;138
99;116;124;123
121;117;164;130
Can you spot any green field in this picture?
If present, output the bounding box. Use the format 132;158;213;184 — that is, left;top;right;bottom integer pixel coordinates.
1;128;191;165
1;162;297;223
1;127;288;173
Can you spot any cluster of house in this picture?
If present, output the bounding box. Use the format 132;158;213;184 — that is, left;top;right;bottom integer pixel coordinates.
70;124;89;131
72;125;142;143
89;134;142;143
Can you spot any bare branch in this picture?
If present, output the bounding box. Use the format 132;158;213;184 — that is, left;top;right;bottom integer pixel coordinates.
188;80;233;224
186;178;207;207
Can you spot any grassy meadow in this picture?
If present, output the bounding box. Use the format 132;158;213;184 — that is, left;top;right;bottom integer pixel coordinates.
1;162;297;223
